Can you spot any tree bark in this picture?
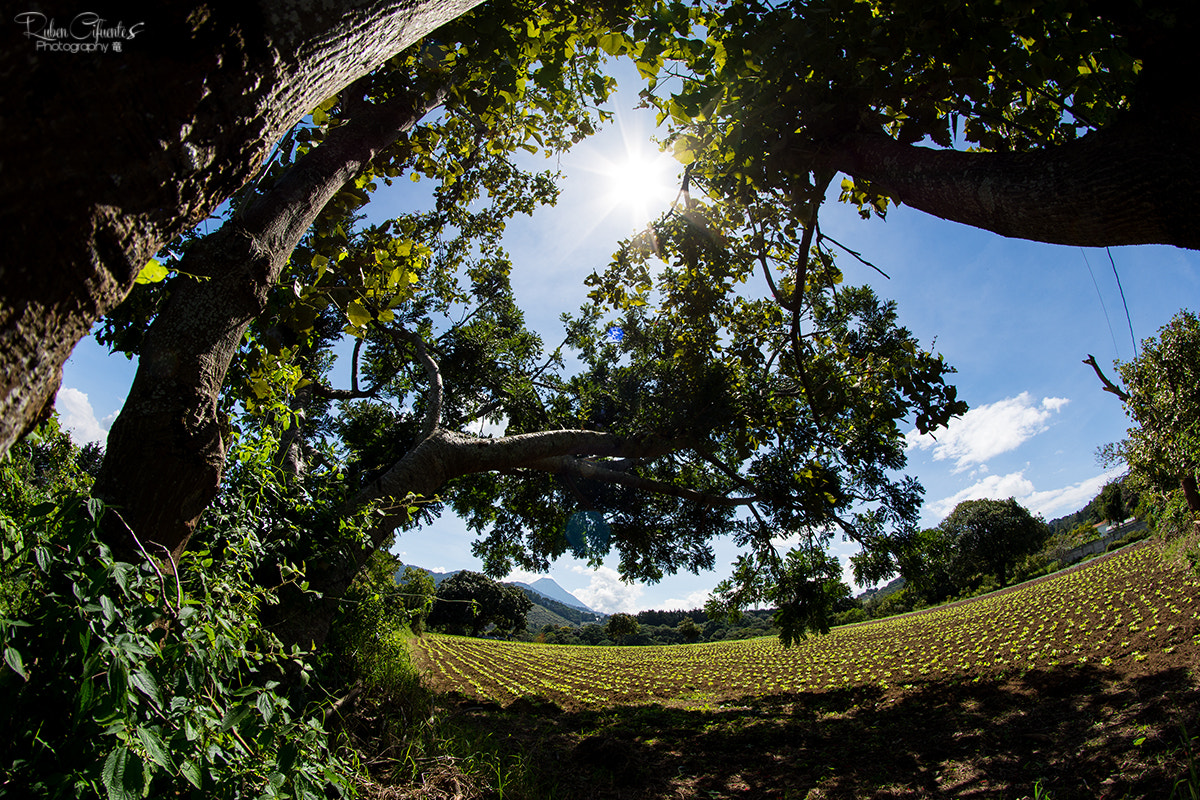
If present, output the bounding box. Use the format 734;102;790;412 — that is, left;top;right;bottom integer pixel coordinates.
1183;473;1200;515
0;0;482;455
821;105;1200;249
94;87;446;562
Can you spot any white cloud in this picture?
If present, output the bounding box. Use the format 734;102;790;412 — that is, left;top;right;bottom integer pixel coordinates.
503;569;546;585
1022;467;1127;520
662;589;711;610
569;565;644;614
924;466;1127;523
926;472;1037;519
906;392;1069;471
55;387;112;445
1041;397;1070;413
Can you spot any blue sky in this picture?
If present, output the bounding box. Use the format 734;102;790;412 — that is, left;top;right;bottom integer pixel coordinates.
55;69;1200;614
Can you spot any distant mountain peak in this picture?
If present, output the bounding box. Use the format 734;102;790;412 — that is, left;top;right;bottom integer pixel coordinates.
525;577;594;613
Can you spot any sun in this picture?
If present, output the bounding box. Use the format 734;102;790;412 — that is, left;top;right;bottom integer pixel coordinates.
600;145;680;229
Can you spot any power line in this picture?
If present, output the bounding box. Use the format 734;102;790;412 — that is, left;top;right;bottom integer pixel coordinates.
1080;248;1120;357
1107;247;1137;358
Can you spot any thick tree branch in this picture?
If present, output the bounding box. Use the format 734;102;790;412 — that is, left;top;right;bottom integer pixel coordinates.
819;108;1200;249
95;87;447;559
390;327;444;439
272;426;693;646
519;454;758;507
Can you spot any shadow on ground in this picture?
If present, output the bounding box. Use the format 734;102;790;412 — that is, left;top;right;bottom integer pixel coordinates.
424;662;1200;799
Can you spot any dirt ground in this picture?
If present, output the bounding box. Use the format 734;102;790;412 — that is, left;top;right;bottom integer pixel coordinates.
412;652;1200;799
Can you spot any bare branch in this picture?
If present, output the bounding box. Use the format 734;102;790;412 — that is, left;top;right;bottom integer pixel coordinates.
351;337;363;394
1084;354;1131;402
817;232;892;279
390;326;444;438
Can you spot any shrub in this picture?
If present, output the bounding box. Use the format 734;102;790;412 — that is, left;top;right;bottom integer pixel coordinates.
0;497;352;799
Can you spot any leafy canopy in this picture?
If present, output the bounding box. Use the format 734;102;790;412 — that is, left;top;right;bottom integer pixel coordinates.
1102;309;1200;518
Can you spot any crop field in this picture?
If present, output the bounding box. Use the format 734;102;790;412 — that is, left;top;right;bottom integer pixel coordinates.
411;543;1200;710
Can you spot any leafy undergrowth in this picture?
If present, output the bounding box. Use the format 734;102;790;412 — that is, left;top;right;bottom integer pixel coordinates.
361;542;1200;798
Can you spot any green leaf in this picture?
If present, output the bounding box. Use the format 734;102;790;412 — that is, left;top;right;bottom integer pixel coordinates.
597;32;625;56
134;258;169;285
130;668;163;708
102;747;144;800
345;300;372;329
99;594;117;624
311;253;329;283
33;545;51;573
220;704;252;732
86;497;105;520
136;725;174;771
276;741;299;774
180;759;203;789
28;501;56;518
256;691;275;724
4;646;27;680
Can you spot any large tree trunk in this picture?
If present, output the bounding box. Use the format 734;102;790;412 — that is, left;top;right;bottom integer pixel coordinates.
94;87;445;563
820;104;1200;249
0;0;482;455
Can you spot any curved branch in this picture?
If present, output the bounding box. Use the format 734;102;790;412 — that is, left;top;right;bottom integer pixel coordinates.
519;454;758;507
390;326;444;439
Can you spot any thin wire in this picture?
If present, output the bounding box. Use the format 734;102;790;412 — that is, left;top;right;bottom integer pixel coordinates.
1080;248;1120;357
1107;247;1137;358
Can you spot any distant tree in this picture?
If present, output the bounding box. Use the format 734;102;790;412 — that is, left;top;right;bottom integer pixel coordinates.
428;571;532;637
605;612;640;644
1094;310;1200;535
895;527;957;604
577;624;609;646
941;498;1049;585
709;547;851;645
395;567;436;635
1097;481;1126;526
677;617;702;643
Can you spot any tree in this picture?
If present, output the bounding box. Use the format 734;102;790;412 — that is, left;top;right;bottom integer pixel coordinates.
37;0;968;654
893;527;957;605
91;0;614;565
605;612;640;643
1096;310;1200;534
5;0;1199;465
940;498;1049;586
428;571;533;637
396;566;437;634
677;616;702;643
1097;480;1126;526
0;1;492;455
608;0;1199;261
